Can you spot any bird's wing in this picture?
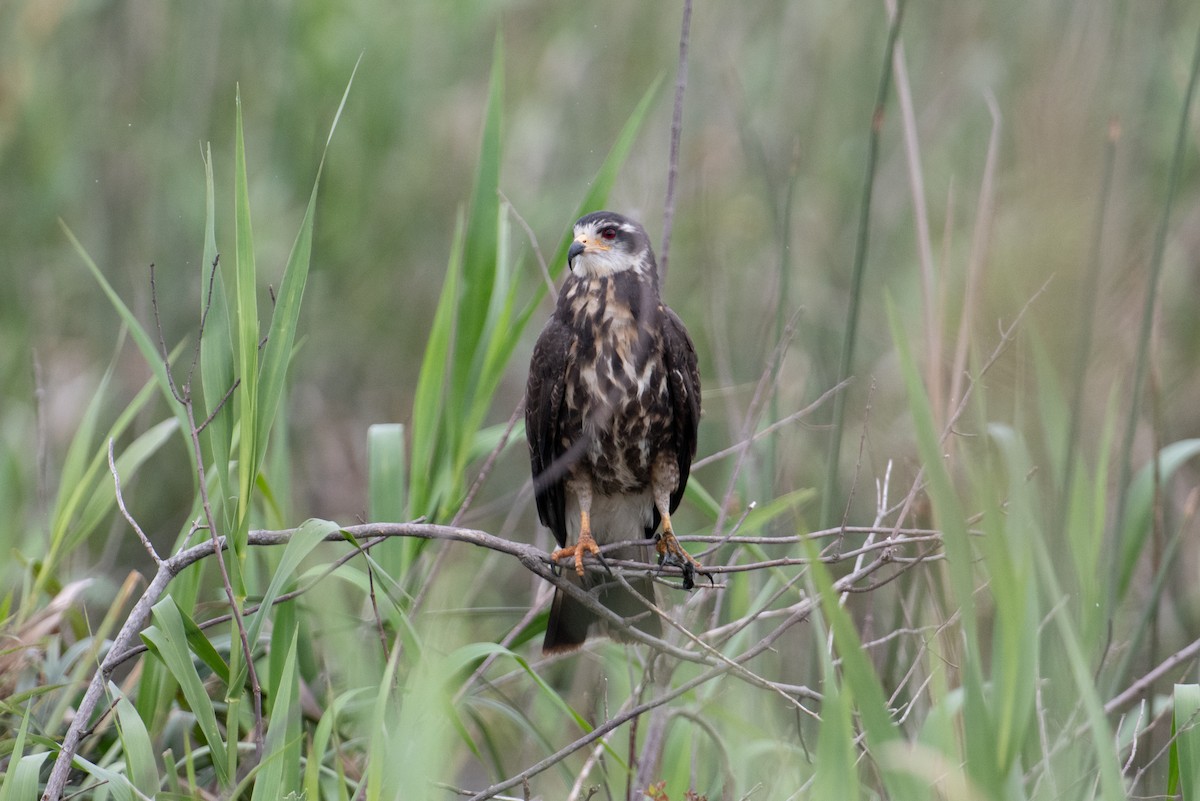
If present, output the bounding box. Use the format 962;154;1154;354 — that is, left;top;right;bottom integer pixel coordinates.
525;316;572;547
661;304;702;513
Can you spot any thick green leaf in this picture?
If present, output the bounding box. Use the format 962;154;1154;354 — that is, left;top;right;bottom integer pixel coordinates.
516;75;663;336
0;753;47;801
812;614;860;799
981;425;1039;775
114;689;160;797
141;597;229;786
1172;684;1200;800
1117;438;1200;601
73;753;136;801
368;423;407;523
0;704;36;801
254;171;317;478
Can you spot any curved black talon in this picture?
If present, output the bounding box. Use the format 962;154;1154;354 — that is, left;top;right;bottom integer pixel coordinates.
656;550;697;590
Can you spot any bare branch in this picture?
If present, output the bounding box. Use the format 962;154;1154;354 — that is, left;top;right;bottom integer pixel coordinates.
107;439;163;566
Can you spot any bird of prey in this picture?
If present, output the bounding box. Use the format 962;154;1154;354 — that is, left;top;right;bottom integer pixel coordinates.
525;210;704;654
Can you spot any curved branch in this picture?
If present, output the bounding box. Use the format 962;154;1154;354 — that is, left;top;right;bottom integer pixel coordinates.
41;517;944;801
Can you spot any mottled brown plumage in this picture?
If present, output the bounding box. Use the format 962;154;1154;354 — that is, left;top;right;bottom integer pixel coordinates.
526;211;703;653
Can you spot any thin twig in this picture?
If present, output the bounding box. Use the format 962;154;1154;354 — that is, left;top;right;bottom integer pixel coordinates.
149;255;265;760
691;377;850;470
195;377;241;433
501;193;556;299
658;0;692;284
107;439;163;566
712;308;803;538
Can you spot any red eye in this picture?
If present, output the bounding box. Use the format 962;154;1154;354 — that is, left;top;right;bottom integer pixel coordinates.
600;227;618;241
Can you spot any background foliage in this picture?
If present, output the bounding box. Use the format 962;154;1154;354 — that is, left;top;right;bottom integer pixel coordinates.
4;0;1200;799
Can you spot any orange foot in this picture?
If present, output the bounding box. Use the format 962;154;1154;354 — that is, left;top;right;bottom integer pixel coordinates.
550;514;602;577
656;528;709;590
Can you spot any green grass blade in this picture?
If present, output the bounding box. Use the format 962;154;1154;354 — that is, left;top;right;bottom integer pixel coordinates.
114;689;160;797
232;84;260;564
820;0;906;528
981;425;1040;775
408;211;465;518
1117;438;1200;602
0;703;35;801
74;418;179;541
368;423;407;523
141;597;230;786
199;143;236;532
254;67;352;482
887;296;997;787
1172;684;1200;800
2;753;50;801
805;536;922;800
250;629;302;801
812;614;860;799
1031;521;1126;800
523;75;663;320
39;352;180;597
62;225;191;442
244;517;336;657
450;33;504;420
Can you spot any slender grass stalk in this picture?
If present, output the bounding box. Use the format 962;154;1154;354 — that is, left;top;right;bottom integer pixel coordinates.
820;0;906;528
1109;17;1200;614
1060;121;1118;528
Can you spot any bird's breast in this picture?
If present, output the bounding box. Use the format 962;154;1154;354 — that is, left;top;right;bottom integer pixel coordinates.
560;280;673;494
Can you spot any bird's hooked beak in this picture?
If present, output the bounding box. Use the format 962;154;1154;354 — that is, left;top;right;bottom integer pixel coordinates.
567;238;586;266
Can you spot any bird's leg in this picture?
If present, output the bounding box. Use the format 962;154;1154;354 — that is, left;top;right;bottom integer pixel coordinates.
550;480;602;577
651;457;708;590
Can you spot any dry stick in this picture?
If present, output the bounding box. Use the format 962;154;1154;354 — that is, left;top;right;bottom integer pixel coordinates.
1103;633;1200;718
828;458;891;656
834;377;879;552
658;0;692;285
613;571;821;713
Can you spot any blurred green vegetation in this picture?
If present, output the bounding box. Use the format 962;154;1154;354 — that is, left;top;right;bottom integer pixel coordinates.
5;0;1200;798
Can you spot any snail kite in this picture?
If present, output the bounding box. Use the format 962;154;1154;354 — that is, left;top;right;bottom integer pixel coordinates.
525;211;704;654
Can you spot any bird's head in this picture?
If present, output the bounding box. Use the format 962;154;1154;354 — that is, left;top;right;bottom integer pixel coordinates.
568;211;656;280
